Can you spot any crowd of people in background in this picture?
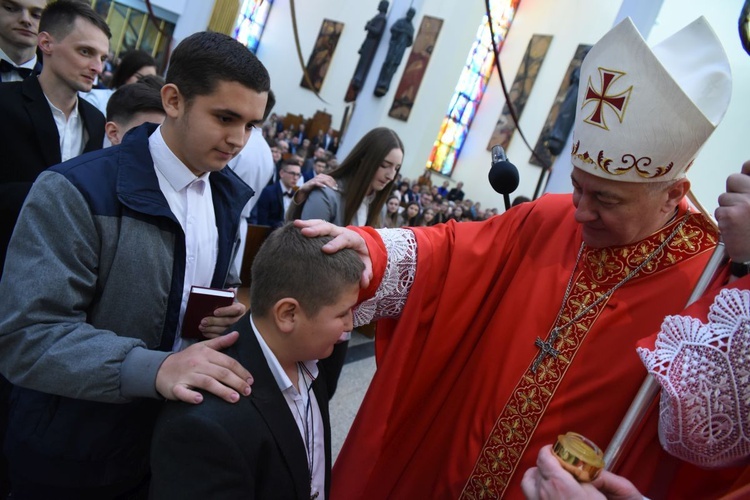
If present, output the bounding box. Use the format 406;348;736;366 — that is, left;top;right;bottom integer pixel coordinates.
257;116;507;230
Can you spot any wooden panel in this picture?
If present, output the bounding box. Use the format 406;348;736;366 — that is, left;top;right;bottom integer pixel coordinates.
388;16;443;121
239;224;272;289
529;44;591;168
486;34;553;151
300;19;344;93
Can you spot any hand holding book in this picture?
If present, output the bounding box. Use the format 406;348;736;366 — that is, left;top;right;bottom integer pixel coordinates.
181;287;237;340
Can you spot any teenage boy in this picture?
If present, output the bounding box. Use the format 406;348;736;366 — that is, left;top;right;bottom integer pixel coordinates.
253;158;303;229
0;31;269;496
0;0;46;82
104;74;166;146
150;223;363;499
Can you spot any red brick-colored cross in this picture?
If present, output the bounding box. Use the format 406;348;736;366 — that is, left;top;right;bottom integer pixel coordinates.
583;68;632;130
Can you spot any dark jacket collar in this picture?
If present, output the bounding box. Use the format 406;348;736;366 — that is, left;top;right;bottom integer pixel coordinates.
233;315;332;498
115;123;254;286
21;76;105;158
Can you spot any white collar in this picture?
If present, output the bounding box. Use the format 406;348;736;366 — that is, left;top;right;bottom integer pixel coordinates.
0;47;36;69
149;125;208;192
249;315;319;393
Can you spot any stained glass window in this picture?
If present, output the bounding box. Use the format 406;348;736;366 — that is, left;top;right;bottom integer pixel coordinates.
233;0;274;53
427;0;521;176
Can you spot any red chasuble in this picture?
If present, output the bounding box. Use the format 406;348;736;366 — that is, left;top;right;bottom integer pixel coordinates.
332;194;745;498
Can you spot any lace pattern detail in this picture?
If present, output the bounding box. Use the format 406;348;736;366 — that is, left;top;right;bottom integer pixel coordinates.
353;228;417;328
637;288;750;468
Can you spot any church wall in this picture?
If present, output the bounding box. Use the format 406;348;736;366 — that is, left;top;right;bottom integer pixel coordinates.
255;0;404;133
158;0;747;214
253;0;490;169
461;0;622;211
646;1;750;215
253;0;625;211
458;0;750;213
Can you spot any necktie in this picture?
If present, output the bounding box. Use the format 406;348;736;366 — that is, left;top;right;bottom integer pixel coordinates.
0;59;33;79
284;191;294;198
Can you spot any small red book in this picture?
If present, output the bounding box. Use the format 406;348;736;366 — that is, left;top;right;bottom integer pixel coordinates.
181;286;235;340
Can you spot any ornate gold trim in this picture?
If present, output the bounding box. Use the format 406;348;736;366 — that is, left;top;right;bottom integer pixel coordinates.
460;213;717;498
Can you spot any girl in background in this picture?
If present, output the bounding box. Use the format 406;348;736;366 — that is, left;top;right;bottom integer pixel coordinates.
402;202;421;226
383;195;404;228
289;127;404;396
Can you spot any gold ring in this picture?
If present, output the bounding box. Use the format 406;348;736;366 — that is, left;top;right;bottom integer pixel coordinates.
552;432;605;482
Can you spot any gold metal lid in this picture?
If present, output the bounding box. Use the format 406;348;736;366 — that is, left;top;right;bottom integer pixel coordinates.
552;432;605;482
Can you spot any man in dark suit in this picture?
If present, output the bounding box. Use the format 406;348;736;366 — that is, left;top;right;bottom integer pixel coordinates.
0;0;109;279
321;127;336;152
253;159;302;228
150;224;364;499
0;2;108;495
447;181;466;202
0;0;46;82
301;146;326;182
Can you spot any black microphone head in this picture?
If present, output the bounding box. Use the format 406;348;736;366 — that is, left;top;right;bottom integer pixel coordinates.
488;145;519;195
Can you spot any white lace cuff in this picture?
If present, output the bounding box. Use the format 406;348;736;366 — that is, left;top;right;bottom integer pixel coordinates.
636;288;750;468
353;228;417;328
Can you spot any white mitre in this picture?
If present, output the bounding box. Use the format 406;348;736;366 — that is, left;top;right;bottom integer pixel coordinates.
570;17;732;183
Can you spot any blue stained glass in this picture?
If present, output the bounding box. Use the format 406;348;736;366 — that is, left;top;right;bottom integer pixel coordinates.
427;0;521;176
233;0;274;53
454;126;468;150
461;101;476;125
442;152;455;175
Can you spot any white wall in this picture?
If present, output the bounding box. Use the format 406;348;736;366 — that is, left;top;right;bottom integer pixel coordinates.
647;1;750;214
255;0;623;211
462;0;622;210
257;0;388;131
167;0;748;213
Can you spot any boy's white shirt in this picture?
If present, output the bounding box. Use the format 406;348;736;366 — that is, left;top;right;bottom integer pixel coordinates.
250;314;326;499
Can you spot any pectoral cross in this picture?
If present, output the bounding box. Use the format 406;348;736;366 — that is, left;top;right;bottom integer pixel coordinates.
531;329;561;373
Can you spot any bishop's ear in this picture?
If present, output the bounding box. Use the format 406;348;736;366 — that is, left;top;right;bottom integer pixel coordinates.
665;178;691;211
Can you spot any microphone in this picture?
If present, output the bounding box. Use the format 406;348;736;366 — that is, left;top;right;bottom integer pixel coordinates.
488;145;520;210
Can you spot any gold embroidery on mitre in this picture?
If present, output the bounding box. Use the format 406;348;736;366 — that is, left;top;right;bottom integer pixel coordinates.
571;141;675;179
459;213;717;499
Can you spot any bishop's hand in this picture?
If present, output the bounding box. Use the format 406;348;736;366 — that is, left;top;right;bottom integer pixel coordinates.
521;446;642;500
716;160;750;266
294;219;373;288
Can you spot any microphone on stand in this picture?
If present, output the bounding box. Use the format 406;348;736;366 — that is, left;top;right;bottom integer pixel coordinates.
488;145;520;211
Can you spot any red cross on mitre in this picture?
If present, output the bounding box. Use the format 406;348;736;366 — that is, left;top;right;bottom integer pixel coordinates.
582;68;632;130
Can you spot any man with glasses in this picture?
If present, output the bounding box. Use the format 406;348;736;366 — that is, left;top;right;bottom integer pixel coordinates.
253;159;302;229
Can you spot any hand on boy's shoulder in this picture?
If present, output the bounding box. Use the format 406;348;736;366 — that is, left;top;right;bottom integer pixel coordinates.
155;331;253;404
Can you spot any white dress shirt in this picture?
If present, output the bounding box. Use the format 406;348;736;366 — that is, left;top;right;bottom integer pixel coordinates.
282;185;295;215
227;131;276;277
250;315;326;499
149;126;219;350
45;95;85;162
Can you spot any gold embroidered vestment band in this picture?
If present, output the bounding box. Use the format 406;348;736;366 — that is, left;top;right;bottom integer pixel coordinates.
460;213;717;498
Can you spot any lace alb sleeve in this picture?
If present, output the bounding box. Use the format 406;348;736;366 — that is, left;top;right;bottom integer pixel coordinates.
636;288;750;468
353;228;417;328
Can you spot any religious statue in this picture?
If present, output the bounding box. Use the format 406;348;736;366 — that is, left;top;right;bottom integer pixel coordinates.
350;1;389;92
374;8;415;97
545;65;582;155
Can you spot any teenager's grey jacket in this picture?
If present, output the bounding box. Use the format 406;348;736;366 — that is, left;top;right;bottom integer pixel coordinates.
0;123;253;488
